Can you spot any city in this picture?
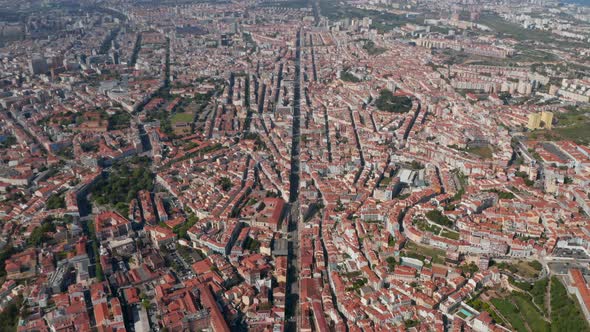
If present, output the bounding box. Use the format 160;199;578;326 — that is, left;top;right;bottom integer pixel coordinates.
0;0;590;331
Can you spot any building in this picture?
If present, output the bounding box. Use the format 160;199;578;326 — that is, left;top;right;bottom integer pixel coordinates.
29;54;48;75
567;269;590;322
527;111;553;130
557;79;590;103
144;225;177;248
95;211;132;241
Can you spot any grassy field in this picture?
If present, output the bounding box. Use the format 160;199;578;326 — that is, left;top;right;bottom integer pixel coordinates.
553;107;590;145
403;241;446;265
259;0;309;8
319;0;371;20
466;146;494;159
171;112;194;124
513;294;550;331
478;13;587;49
531;278;548;314
440;229;460;240
550;277;589;331
491;297;529;332
468;297;505;325
553;125;590;145
478;277;589;332
556;107;590;126
414;218;460;240
497;260;542;279
516;260;543;278
436;33;559;66
528;107;590;145
319;0;419;31
488;291;549;332
415;218;441;234
512;45;559;63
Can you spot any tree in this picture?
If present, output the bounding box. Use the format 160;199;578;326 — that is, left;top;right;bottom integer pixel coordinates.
95;260;104;282
0;135;17;149
335;199;345;212
485;189;515;200
91;157;154;206
80;141;98;153
0;246;17;277
375;89;412;113
340;70;361;83
115;202;129;217
107;111;131;130
386;257;396;271
388;236;395;247
362;40;386;56
28;220;56;246
499;92;511;105
46;194;66;210
217;177;232;191
245;237;261;252
425;210;453;227
551;276;589;331
0;295;23;330
460;262;479;276
173;213;198;240
410;160;424;170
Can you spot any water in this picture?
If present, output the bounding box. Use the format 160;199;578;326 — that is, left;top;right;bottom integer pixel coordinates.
460;308;473;318
561;0;590;6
